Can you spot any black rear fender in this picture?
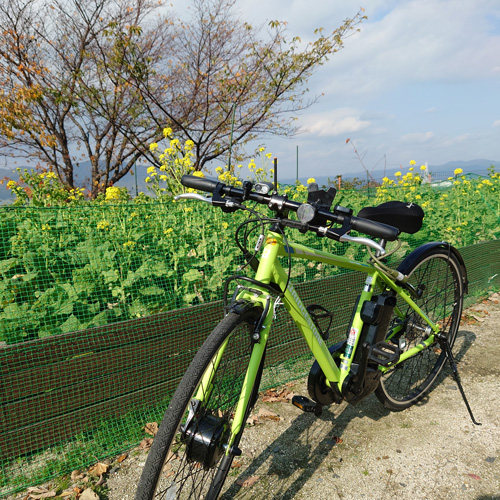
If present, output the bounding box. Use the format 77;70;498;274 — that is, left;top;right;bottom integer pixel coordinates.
397;241;468;293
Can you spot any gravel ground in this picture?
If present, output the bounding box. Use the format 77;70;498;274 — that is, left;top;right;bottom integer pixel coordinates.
105;296;500;500
10;297;499;500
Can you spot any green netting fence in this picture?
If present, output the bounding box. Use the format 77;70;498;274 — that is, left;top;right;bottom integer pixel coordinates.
1;179;500;496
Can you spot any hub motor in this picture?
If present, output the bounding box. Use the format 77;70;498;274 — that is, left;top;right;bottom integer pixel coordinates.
181;401;229;469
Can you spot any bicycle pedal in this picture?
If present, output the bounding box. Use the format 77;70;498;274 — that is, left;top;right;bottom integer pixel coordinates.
368;342;400;367
292;395;323;416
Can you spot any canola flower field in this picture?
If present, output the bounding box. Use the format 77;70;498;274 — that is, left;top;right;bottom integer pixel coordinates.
1;135;499;344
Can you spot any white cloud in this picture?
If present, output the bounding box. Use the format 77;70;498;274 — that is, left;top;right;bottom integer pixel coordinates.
400;131;434;144
320;0;500;96
299;109;370;137
493;120;500;127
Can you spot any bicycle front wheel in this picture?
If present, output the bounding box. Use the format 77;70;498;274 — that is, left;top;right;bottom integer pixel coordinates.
136;306;264;500
375;247;465;410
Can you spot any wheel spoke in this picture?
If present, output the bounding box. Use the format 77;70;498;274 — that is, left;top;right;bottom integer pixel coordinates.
376;250;464;409
137;308;264;500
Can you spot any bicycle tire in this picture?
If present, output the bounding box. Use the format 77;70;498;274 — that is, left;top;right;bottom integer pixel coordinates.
136;306;264;500
375;247;465;410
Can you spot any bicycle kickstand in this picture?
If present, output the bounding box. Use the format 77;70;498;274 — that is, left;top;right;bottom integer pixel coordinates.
436;333;482;426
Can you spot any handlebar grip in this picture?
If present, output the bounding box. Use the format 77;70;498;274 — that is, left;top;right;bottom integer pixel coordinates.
181;175;221;193
350;216;400;241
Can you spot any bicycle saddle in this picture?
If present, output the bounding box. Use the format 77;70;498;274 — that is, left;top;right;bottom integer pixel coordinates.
357;201;424;235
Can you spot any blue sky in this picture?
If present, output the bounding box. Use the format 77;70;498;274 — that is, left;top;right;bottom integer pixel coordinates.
2;0;498;186
230;0;500;180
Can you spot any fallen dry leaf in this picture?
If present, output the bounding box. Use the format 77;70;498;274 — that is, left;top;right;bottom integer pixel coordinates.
71;470;85;481
470;314;486;323
257;408;280;421
88;463;109;476
79;488;99;500
261;388;293;403
144;422;159;436
27;488;49;494
95;475;105;487
246;415;260;426
138;437;154;450
28;489;56;500
59;491;73;498
236;475;259;487
231;461;242;468
115;453;128;463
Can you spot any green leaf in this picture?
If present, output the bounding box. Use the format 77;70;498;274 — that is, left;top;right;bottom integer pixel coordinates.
0;258;19;275
182;269;203;283
139;285;165;296
60;314;84;334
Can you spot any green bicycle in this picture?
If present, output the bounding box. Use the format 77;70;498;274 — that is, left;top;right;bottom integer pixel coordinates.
136;173;478;500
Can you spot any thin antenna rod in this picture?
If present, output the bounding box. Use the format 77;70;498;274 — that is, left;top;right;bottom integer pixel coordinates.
296;145;299;182
273;157;278;193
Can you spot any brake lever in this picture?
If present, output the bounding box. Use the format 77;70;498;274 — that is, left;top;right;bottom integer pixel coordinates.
174;191;240;212
174;193;213;203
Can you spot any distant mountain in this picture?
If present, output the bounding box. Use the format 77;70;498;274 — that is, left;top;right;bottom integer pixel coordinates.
282;159;499;186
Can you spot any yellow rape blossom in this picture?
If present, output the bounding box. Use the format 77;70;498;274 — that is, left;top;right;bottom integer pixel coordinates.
307;177;316;184
454;168;463;175
105;186;121;201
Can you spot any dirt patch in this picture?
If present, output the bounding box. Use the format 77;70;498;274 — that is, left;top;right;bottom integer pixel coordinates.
10;297;500;500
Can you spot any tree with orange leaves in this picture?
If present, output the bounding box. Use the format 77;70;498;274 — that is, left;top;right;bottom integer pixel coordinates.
0;0;365;197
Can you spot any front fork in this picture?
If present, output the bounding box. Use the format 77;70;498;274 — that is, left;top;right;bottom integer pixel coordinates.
226;302;273;449
192;293;275;454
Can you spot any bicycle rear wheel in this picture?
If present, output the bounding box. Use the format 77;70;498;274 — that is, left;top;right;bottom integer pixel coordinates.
375;247;465;410
136;306;264;500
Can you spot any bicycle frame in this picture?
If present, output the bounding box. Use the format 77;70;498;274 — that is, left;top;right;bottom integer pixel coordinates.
196;228;442;450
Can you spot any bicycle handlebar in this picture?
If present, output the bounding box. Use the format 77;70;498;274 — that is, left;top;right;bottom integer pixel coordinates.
181;175;220;193
180;174;400;242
